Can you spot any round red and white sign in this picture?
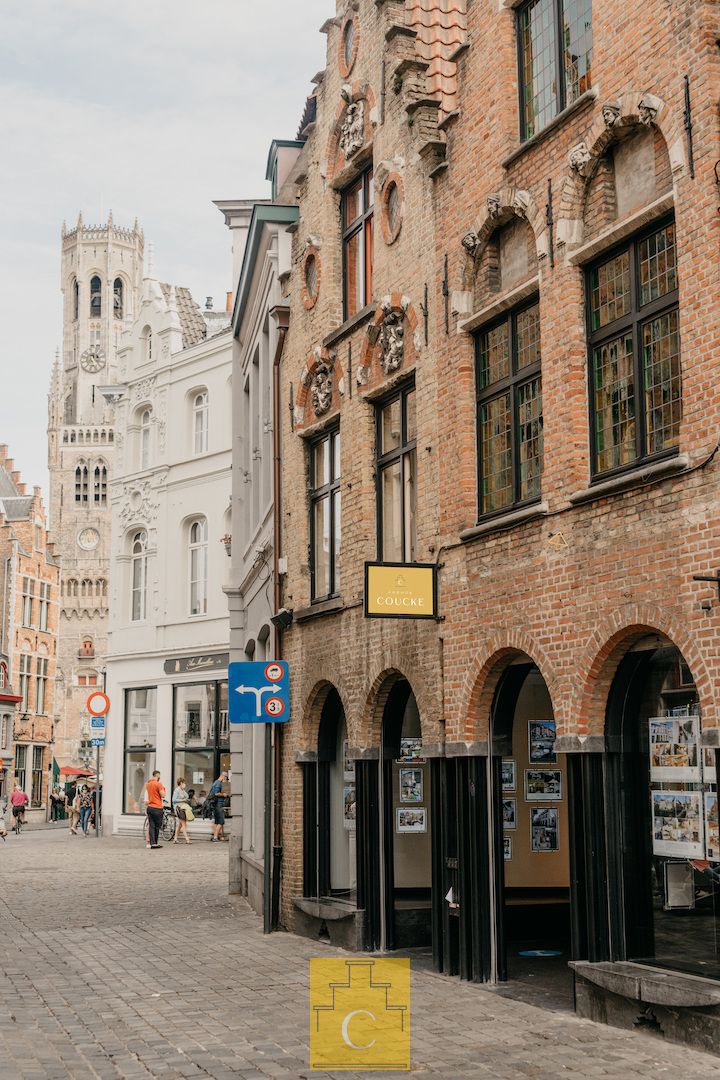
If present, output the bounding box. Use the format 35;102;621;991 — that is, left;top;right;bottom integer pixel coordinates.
265;662;283;683
86;690;110;717
264;696;285;718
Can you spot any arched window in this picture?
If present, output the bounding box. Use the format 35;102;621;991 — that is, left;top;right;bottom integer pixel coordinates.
140;409;151;470
189;518;208;615
75;461;88;504
72;278;79;321
193;391;209;455
90;275;102;317
80;578;93;598
96;579;107;597
141;326;153;364
80;638;94;657
94;462;107;504
113;277;124;320
0;660;7;689
131;530;148;622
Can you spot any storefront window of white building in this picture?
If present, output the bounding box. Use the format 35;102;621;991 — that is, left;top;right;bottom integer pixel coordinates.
131;530;148;622
193;391;209;455
189;518;208;615
123;687;157;814
173;682;229;806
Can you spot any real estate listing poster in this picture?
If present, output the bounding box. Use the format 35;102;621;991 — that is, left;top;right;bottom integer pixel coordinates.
651;790;703;858
649;715;700;782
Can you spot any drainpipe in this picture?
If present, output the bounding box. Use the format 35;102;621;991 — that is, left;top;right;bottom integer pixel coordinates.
270;320;288;931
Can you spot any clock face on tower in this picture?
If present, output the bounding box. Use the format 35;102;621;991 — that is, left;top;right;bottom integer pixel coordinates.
80;346;106;373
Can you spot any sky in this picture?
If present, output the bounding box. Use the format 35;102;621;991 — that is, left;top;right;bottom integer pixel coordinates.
0;0;330;498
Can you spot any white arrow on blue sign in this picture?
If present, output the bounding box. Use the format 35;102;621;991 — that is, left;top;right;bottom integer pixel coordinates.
90;737;105;747
229;660;290;724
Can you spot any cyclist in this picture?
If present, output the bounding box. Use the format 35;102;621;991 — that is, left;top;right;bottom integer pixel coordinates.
10;782;29;831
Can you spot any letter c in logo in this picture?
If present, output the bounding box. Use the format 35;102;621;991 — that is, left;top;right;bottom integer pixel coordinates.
341;1010;376;1050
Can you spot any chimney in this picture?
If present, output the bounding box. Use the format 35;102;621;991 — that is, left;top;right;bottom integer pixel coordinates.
205;296;213;310
226;291;233;313
16;482;26;496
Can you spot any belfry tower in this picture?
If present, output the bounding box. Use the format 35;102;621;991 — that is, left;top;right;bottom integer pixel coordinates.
47;213;143;768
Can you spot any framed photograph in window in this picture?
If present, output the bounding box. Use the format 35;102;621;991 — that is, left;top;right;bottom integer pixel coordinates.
343;740;355;781
503;836;513;861
528;720;556;764
649;715;700;782
531;807;559;852
396;807;427;833
652;790;703;858
343;784;357;831
399;767;423;804
502;798;517;830
524;769;562;801
501;759;516;792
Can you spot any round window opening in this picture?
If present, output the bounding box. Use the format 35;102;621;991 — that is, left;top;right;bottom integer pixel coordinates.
387;182;401;235
343;20;356;70
305;254;318;300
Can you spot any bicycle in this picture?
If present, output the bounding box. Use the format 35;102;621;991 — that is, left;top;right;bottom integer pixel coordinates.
143;803;176;844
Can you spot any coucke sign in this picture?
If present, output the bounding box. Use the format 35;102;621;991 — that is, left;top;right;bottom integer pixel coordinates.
364;562;437;620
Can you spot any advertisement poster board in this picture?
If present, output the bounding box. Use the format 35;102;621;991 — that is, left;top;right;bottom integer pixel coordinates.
502;798;517;830
528;720;557;764
531;807;559;852
399;768;423;804
524;769;562;801
396;807;427;833
649;715;700;782
651;790;704;858
501;759;516;792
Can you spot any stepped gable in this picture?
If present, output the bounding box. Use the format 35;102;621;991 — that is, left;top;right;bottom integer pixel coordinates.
159;283;207;349
406;0;467;118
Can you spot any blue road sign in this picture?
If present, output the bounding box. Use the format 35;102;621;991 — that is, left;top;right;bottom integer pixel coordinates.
90;717;105;728
90;737;105;747
229;660;290;724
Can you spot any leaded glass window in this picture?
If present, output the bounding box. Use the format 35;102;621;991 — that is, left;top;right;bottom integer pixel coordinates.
518;0;592;140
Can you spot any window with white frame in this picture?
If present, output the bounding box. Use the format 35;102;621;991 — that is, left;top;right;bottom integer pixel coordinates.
15;745;27;791
140;409;151;470
38;582;50;632
131;530;148;622
193;391;209;455
189;518;208;616
21;578;34;627
19;654;31;711
36;657;48;715
31;746;44;807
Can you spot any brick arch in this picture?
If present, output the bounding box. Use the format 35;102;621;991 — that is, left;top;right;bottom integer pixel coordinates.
356;294;421;389
573;603;715;738
455;630;562;744
557;90;686;249
357;652;442;749
295;674;355;756
294;347;345;432
459;186;547;289
323;81;378;185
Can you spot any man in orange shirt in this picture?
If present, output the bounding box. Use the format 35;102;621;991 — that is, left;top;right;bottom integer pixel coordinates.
145;770;165;849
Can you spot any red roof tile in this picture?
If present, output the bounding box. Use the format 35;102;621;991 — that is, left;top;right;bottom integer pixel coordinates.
406;0;467;117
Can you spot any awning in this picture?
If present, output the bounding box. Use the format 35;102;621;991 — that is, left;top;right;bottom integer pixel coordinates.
58;766;94;776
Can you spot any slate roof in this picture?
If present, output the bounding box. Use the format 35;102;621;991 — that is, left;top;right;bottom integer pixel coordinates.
159;283;207;350
406;0;468;118
0;468;18;499
0;496;33;521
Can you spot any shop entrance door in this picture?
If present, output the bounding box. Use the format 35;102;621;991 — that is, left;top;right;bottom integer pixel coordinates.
491;663;573;1005
379;679;433;953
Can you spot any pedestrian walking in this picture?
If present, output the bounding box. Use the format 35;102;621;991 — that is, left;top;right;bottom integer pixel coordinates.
208;771;228;843
78;785;93;835
50;786;62;821
172;777;193;844
68;786;80;834
145;770;165;849
0;796;7;840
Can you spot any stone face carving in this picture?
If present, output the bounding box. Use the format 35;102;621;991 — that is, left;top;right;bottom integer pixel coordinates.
311;361;334;416
568;141;592;176
339;86;365;158
602;100;621;128
486;193;502;219
462;230;480;256
638;93;660;127
512;190;530;218
379;298;407;375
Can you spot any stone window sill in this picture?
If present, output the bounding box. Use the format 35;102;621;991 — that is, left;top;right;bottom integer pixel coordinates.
460;501;548;543
457;276;539;335
502;88;598;169
567;193;675;266
569;455;688;505
294;595;345;622
323;304;375;349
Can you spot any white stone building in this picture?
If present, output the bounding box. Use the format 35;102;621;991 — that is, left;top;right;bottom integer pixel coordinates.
225;146;300;916
47;213;144;773
102;209;250;835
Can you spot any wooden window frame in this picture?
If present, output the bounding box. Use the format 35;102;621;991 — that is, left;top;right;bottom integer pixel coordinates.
309;426;341;603
475;299;543;519
341;166;374;320
375;381;417;563
586;217;680;481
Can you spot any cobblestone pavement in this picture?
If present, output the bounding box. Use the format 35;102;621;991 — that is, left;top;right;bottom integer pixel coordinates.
1;830;719;1079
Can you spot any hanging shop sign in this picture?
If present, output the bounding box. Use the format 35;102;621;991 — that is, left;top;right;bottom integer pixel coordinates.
364;562;437;620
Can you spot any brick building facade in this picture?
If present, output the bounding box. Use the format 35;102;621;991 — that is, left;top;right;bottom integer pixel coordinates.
228;0;720;1049
0;446;60;811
